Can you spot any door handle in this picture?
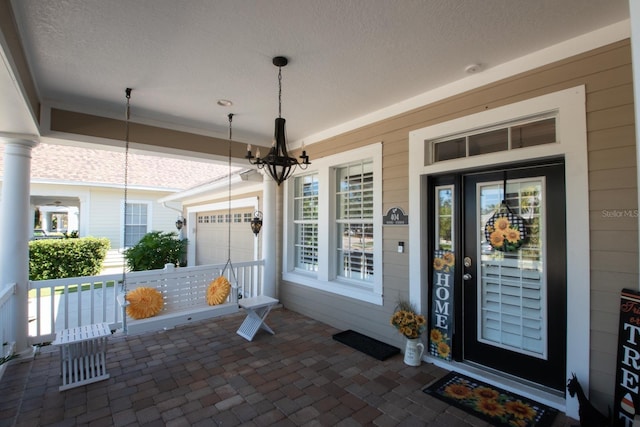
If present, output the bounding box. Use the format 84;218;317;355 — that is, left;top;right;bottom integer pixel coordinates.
463;273;472;281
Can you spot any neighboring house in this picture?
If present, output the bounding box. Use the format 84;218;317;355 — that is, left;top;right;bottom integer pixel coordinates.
0;143;239;257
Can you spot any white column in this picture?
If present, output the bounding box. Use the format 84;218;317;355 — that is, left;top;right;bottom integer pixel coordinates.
631;0;640;288
41;211;49;232
0;134;38;354
262;177;277;297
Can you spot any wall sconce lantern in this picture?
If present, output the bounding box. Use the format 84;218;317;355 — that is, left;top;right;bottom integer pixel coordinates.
250;211;263;236
175;216;186;230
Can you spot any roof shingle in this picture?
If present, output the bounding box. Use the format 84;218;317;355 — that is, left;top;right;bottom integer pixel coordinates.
0;143;239;191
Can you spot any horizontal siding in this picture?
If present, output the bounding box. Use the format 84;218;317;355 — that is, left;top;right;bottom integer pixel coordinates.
589;167;636;191
589;187;638;209
280;38;637;409
87;188;178;249
590;230;639;253
589;145;637;170
590;250;638;274
589;125;636;151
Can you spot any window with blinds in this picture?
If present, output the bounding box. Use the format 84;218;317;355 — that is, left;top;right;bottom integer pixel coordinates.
294;174;319;272
336;161;374;282
282;142;382;304
124;202;148;247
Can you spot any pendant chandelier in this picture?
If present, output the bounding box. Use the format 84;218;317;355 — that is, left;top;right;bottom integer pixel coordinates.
246;56;310;185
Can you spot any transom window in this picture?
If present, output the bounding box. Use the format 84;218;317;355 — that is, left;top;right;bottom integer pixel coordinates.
430;116;556;163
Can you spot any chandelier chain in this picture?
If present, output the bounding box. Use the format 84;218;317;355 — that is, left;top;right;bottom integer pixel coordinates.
278;66;282;118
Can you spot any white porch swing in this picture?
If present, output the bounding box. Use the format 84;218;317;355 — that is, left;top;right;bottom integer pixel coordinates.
116;90;241;335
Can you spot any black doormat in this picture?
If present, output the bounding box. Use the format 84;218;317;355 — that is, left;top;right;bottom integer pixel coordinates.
423;372;558;427
332;330;400;361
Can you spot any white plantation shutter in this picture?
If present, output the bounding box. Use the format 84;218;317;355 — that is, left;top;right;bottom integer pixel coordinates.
294;174;319;272
336;161;374;282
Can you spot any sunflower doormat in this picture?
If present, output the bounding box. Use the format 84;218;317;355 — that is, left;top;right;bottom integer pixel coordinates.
423;372;558;427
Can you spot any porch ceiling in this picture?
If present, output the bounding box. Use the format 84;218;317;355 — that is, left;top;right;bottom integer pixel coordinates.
30;196;79;208
0;0;630;149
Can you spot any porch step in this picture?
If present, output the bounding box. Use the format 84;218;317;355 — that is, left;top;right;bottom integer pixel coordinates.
101;250;125;274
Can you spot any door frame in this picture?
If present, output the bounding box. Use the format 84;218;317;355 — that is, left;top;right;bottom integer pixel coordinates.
408;86;588;418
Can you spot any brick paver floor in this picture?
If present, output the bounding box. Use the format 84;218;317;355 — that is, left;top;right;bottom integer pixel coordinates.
0;308;577;426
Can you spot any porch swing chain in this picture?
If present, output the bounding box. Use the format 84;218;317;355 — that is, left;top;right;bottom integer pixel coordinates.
121;88;132;295
220;113;238;289
227;113;233;263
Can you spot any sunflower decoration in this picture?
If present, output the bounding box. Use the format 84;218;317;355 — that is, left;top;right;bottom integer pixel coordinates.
484;205;528;252
207;276;231;305
429;327;452;361
434;376;543;426
433;252;454;273
125;287;164;319
390;300;427;339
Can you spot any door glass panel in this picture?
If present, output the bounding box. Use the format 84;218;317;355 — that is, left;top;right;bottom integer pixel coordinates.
477;178;546;359
435;186;454;251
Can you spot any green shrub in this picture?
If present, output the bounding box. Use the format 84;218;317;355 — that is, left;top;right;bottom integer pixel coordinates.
124;231;187;271
29;237;110;280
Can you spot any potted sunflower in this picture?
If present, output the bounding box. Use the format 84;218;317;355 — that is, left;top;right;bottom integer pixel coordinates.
390;300;426;366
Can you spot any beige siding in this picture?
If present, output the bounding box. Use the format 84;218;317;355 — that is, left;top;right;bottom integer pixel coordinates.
280;39;637;408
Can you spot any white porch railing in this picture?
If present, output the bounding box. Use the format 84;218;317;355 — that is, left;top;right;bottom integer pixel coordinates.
28;260;265;345
0;284;16;360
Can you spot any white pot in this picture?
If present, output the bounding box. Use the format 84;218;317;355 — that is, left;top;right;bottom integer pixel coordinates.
404;338;424;366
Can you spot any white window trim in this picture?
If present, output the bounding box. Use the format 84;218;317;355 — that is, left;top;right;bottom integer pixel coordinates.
408;85;588;416
283;142;383;305
120;199;153;250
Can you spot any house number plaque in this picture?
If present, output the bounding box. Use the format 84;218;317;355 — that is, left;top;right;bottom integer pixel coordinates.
383;207;408;225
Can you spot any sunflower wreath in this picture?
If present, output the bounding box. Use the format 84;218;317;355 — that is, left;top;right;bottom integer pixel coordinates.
483;203;528;252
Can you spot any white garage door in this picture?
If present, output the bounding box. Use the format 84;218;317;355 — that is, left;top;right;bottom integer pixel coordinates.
196;209;256;265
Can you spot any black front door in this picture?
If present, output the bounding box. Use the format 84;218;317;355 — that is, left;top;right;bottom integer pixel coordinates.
430;162;567;391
